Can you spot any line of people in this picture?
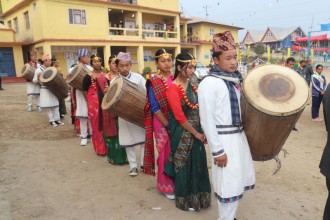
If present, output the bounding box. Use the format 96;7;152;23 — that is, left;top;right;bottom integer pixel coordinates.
26;31;256;220
70;31;254;220
26;51;65;126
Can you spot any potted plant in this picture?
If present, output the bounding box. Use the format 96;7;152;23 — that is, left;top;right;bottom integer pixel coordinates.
143;67;152;79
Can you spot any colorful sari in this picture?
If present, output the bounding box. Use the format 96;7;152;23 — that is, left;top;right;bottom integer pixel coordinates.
144;74;174;195
165;83;211;211
85;74;107;155
96;74;128;164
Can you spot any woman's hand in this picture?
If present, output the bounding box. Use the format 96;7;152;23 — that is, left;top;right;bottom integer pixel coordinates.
194;132;207;144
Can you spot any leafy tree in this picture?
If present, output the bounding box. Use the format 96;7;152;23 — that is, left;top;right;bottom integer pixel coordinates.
254;43;266;58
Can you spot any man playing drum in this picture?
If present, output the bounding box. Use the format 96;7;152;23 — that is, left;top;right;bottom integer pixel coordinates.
198;31;255;220
68;48;92;146
27;49;41;112
34;54;64;127
116;52;146;176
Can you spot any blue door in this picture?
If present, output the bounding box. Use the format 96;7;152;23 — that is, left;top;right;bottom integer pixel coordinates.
0;47;16;77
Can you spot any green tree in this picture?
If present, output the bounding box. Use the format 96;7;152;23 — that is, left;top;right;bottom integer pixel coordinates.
254;43;266;58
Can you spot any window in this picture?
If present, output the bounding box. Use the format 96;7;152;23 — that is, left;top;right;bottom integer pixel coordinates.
69;9;86;25
7;20;12;29
24;11;30;30
210;28;214;36
143;50;154;62
267;31;272;37
13;17;19;33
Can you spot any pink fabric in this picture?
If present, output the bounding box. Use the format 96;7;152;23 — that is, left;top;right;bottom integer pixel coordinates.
87;86;107;155
154;76;174;195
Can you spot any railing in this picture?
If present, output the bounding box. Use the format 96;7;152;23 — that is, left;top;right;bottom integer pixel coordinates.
142;30;178;39
109;27;139;36
108;0;137;4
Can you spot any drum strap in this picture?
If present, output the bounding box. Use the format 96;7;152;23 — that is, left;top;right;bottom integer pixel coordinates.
216;124;243;135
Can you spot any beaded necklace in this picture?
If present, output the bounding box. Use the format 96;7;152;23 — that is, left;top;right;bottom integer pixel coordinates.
90;71;101;90
159;74;173;90
177;84;199;110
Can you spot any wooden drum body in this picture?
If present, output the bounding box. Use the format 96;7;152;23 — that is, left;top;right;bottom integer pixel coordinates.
40;67;69;99
102;76;146;128
67;64;90;91
21;64;35;81
241;64;309;161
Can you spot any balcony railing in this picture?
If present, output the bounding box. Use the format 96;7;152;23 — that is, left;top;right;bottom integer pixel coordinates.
109;27;139;36
108;0;137;4
142;30;177;39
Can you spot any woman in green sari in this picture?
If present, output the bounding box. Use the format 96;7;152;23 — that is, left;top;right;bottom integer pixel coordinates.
165;52;211;211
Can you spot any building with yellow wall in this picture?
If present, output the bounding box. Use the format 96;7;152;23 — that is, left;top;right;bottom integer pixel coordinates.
182;17;242;66
0;0;242;77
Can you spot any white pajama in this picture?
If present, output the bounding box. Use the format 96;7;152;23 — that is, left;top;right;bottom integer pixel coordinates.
218;200;239;220
27;94;40;107
79;118;92;138
46;106;60;122
125;144;145;169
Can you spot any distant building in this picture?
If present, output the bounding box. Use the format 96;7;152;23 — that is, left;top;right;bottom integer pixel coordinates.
241;26;306;50
182;16;243;65
261;26;306;50
241;30;264;45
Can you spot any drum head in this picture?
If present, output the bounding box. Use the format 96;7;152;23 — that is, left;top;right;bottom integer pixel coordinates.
102;77;123;110
40;67;57;83
243;64;309;116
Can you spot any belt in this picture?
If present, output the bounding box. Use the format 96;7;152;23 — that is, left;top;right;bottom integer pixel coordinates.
216;124;243;135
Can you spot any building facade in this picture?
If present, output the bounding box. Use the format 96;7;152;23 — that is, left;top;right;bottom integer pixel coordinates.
1;0;242;77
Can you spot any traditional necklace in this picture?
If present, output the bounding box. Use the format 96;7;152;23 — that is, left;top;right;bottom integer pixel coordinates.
178;84;199;109
89;73;98;90
159;74;173;90
106;72;112;82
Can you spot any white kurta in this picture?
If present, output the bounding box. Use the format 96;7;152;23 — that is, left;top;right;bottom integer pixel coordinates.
118;72;146;147
198;75;255;202
35;66;59;108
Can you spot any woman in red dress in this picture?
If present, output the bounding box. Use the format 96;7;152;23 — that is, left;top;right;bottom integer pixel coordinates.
82;55;107;155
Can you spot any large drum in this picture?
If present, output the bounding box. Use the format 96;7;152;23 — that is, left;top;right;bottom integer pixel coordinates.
241;64;309;161
39;67;69;99
21;64;35;81
66;64;90;91
102;76;146;128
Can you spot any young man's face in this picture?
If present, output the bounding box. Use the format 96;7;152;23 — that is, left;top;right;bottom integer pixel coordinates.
80;55;89;65
214;50;237;73
117;60;131;76
43;59;52;67
30;54;37;62
286;61;295;69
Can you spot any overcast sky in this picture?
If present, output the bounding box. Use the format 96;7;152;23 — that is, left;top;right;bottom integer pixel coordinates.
179;0;330;40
